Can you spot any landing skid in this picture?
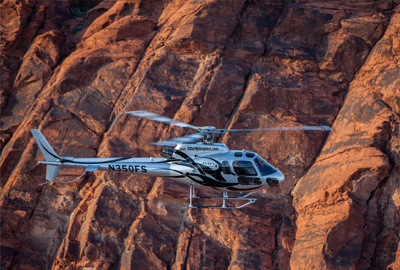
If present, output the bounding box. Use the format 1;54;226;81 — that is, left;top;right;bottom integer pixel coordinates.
183;184;257;209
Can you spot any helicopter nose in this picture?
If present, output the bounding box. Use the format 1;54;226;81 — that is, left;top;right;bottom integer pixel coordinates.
276;170;285;182
265;171;285;187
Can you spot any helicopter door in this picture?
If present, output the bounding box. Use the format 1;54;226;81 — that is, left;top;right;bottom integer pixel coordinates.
220;161;237;183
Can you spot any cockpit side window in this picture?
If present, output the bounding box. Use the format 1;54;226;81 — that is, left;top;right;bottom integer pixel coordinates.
221;161;232;174
232;161;258;176
254;157;277;176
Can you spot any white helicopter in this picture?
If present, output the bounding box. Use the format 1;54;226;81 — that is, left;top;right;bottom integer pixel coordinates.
31;111;331;209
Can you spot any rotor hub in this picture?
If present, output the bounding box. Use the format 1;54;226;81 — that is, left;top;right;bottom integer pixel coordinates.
199;126;216;134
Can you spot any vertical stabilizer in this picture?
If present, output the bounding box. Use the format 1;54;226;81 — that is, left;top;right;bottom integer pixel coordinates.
31;129;61;182
46;165;61;182
31;129;59;161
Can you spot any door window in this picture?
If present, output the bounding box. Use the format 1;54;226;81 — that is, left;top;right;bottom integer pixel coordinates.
232;161;258;176
221;161;232;174
238;177;262;185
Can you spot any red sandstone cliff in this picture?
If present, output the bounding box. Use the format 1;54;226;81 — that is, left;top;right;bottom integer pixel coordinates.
1;0;399;269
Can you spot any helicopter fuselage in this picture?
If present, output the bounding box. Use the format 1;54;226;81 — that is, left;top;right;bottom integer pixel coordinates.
39;142;284;191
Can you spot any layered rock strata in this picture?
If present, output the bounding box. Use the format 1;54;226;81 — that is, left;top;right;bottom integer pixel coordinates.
1;0;399;269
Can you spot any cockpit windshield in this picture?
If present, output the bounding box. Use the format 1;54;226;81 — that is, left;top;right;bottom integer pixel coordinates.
254;157;277;176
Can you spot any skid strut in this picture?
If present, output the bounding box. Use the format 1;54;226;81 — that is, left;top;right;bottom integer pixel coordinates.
184;184;257;209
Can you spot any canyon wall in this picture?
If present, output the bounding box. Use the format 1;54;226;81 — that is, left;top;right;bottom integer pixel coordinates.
1;0;399;269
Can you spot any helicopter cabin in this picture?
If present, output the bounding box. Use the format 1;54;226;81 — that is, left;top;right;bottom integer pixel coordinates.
163;142;279;186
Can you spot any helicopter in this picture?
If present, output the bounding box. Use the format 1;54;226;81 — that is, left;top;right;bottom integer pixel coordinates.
31;110;331;209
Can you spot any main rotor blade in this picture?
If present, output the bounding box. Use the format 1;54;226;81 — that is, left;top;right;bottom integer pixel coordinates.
222;126;332;133
152;133;204;146
126;111;199;130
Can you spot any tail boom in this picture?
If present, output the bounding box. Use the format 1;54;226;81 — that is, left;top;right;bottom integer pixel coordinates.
31;129;184;183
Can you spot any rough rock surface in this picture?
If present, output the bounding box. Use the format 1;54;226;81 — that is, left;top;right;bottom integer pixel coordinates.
0;0;399;269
